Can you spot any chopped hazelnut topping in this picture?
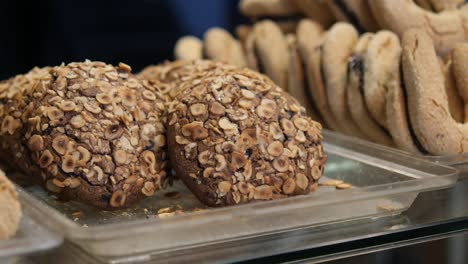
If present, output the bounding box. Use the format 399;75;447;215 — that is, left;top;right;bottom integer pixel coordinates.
296;173;309;190
273;156;289;172
282;178;296;194
209;101;225;116
52;135;70;155
218;181;232;193
215;154;227;171
254;185;273;200
190;103;207;117
267;141;284;157
28;135;44;152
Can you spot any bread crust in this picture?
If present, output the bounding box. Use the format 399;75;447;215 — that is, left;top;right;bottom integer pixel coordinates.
166;60;326;206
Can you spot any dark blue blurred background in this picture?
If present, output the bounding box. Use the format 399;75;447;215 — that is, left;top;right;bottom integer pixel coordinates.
0;0;244;79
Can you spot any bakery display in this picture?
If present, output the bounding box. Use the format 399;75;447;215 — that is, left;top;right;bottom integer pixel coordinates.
165;60;326;206
174;36;203;61
0;170;21;240
0;61;169;209
168;0;468;156
203;28;247;68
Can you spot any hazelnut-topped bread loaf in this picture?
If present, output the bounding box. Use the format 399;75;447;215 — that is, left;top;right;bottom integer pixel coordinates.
165;60;326;206
0;61;168;209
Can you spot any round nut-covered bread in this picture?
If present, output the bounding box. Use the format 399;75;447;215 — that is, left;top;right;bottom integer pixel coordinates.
0;61;168;209
0;67;51;171
0;170;21;240
166;60;326;206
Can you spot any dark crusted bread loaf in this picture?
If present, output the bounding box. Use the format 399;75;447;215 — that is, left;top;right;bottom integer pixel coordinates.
165;60;326;206
0;61;168;209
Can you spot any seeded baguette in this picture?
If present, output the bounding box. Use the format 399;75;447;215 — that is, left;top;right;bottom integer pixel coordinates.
0;61;168;209
0;170;21;240
166;60;326;206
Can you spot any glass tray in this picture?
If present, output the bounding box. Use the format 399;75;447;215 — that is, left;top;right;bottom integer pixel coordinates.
0;190;63;264
322;130;468;177
16;132;458;263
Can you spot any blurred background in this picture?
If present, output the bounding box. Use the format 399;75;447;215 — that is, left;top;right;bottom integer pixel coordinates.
0;0;244;80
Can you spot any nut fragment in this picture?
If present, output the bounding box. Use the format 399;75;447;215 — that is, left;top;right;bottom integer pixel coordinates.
182;121;209;140
321;180;344;186
273;156;289;172
142;90;156;101
282;178;296;194
218;181;232;193
203;167;215;178
175;136;191;145
231;151;247;170
28;135;44;152
209;101;225;116
296;173;309;190
62;177;81;188
61;154;76;173
59;101;76;111
336;183;352;190
219;117;237;130
114;150;128;165
70;115;86;128
110;190;127;207
1;116;21;135
241;89;255;99
96;93;113;105
281;119;296;136
267;141;284;157
190;103;207;116
311;166;321;180
254;185;273;200
232;191;241;204
293;117;309;131
215;154;227;171
198;150;212;165
52;135;69;155
142;181;156;196
47;107;64;121
39;150;54;168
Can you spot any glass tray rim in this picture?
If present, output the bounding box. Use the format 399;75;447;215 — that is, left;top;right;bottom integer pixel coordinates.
17;132;459;242
322;129;468;165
